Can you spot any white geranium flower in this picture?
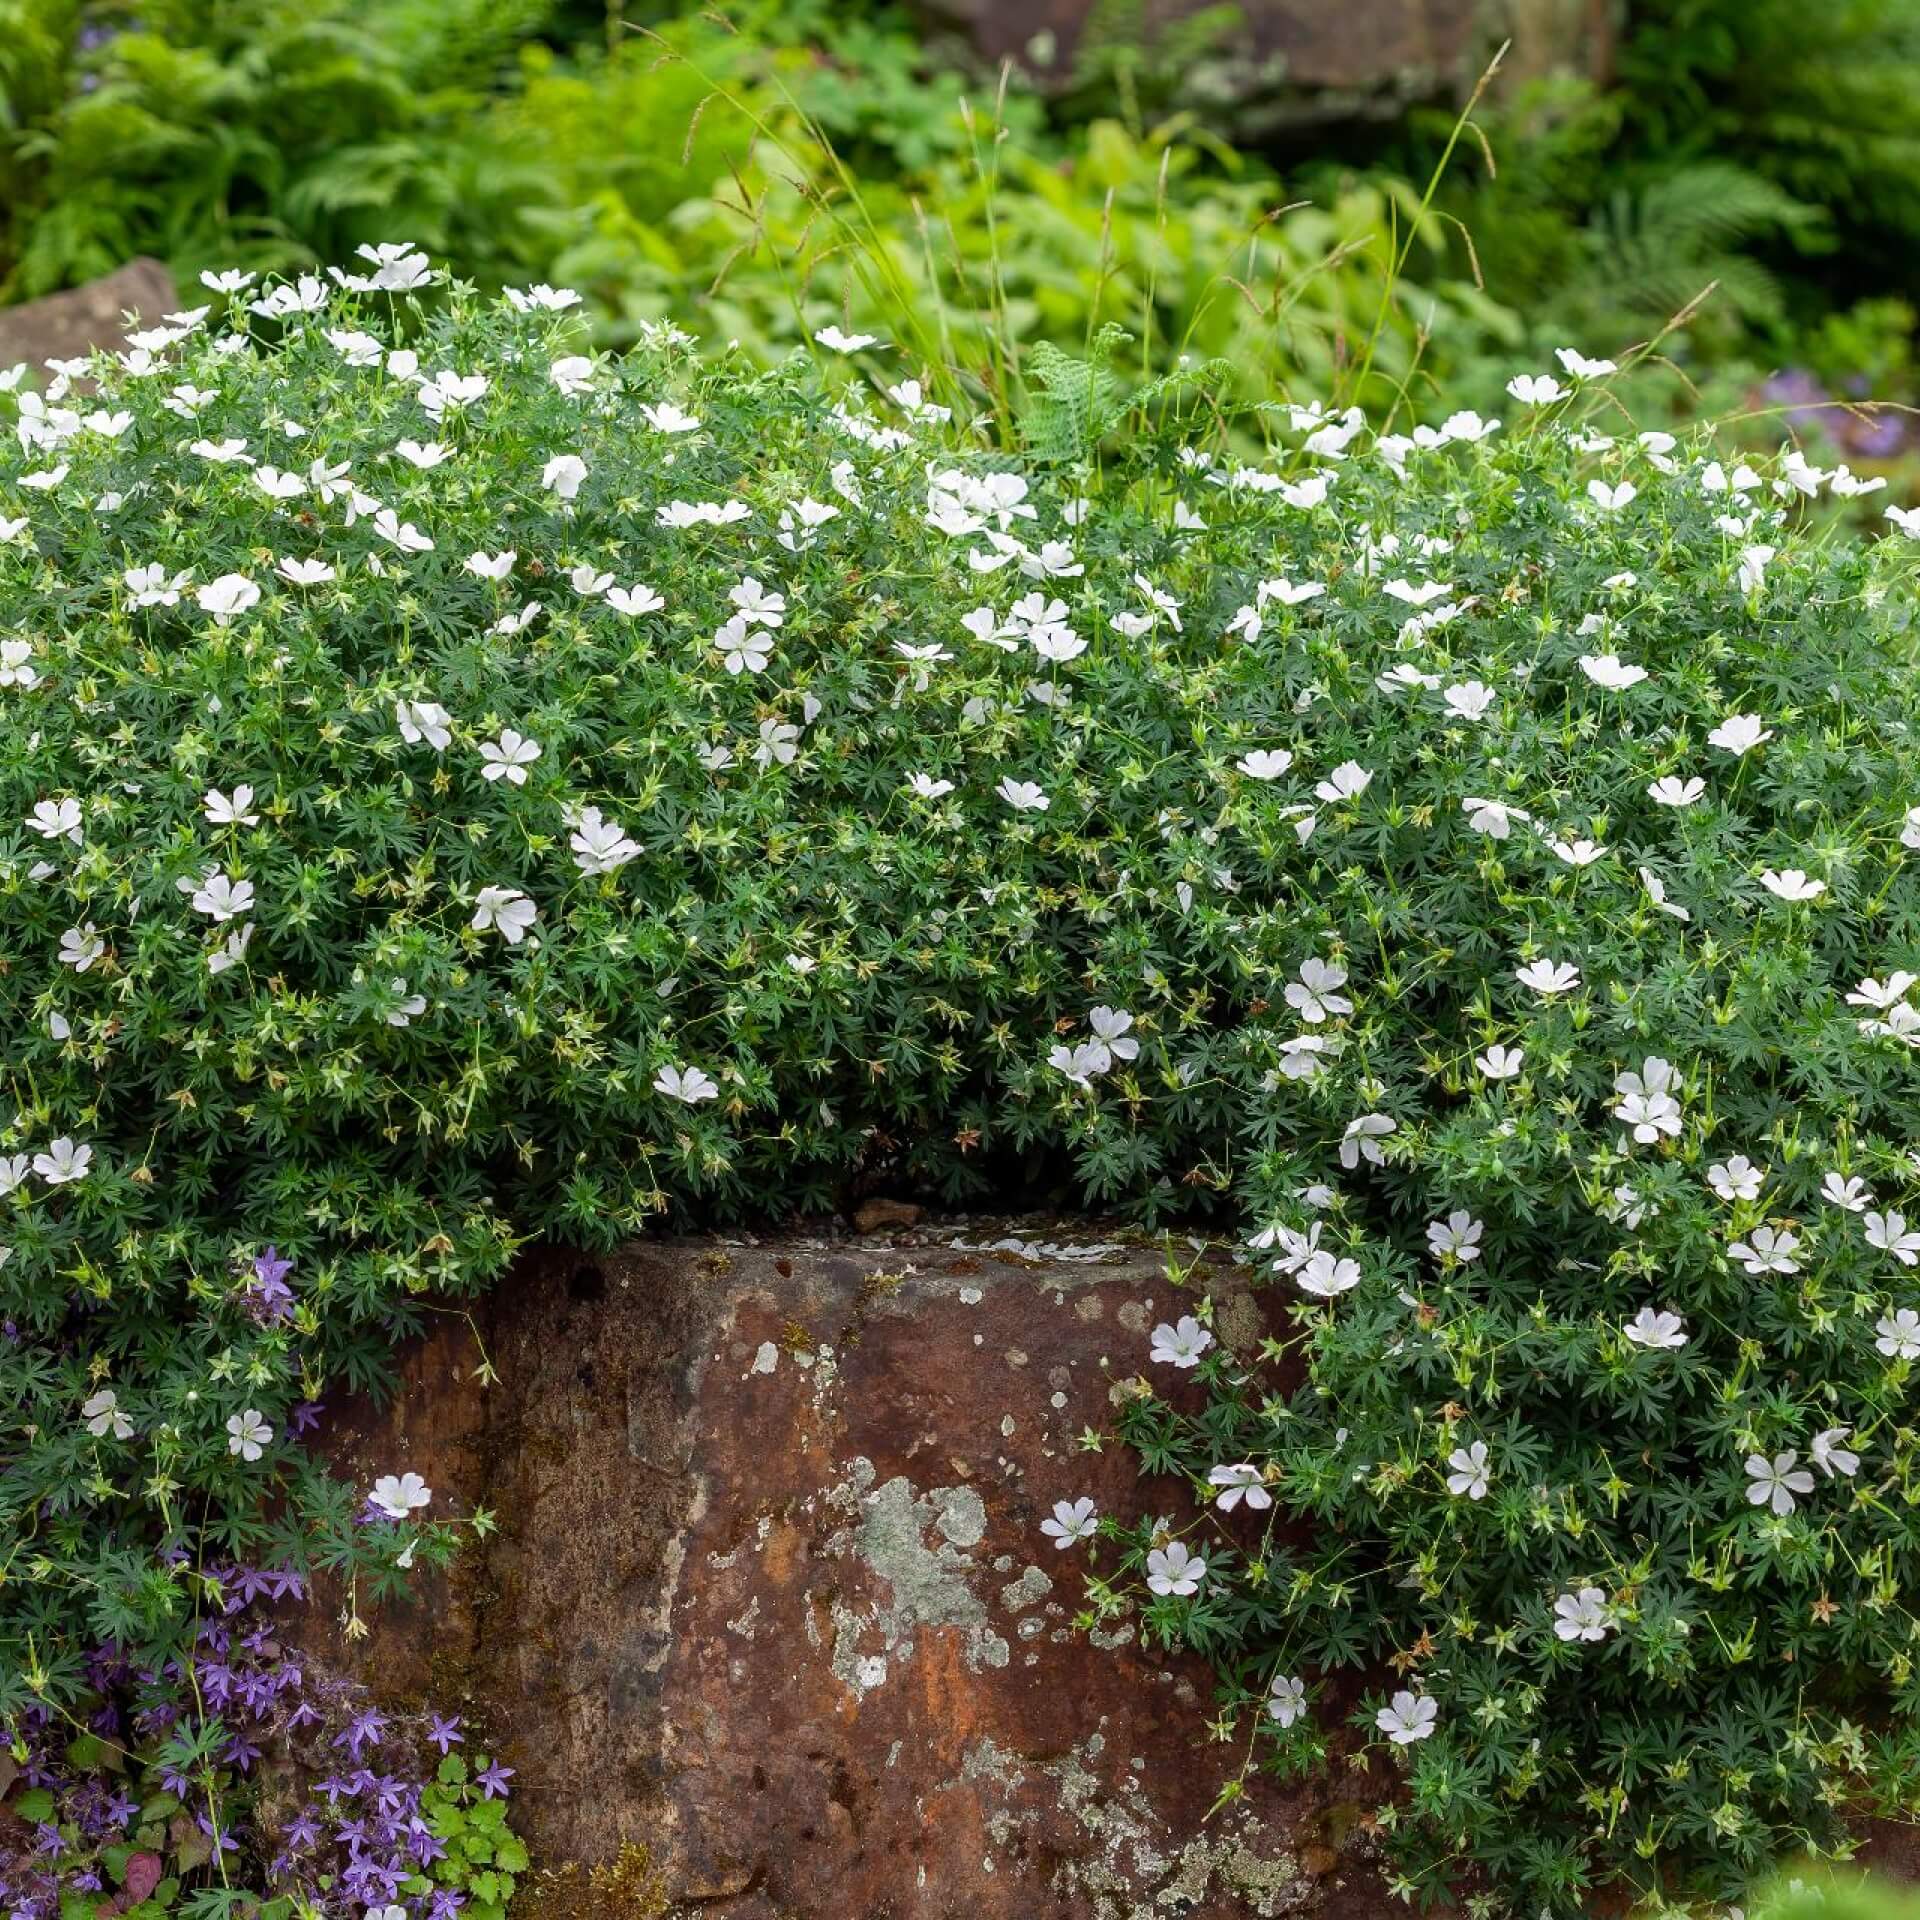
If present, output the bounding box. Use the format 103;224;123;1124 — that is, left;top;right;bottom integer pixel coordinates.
568;806;641;876
370;1472;432;1519
196;574;260;622
1625;1306;1688;1350
28;797;82;845
715;616;773;675
1647;775;1705;807
1810;1428;1860;1479
478;729;541;786
1579;652;1647;689
1149;1315;1213;1366
1557;348;1617;379
1445;1440;1491;1499
1821;1172;1871;1212
465;550;516;581
1710;1156;1764;1202
996;778;1049;812
1760;868;1826;902
1475;1043;1524;1081
1639;867;1690;921
226;1409;273;1462
815;325;880;353
1587;480;1636;512
1298;1250;1362;1298
1744;1450;1813;1517
1145;1541;1207;1596
1866;1210;1920;1265
1709;714;1772;756
1339;1112;1396;1169
82;1388;134;1441
1506;373;1566;404
1729;1225;1799;1275
470;886;536;944
1553;1587;1611;1642
1286;957;1352;1024
541;455;587;499
1313;761;1372;805
1426;1210;1483;1263
1442;680;1497;722
1548;836;1607;868
190;869;255;922
1515;958;1580;997
396;700;453;750
608;582;665;617
1041;1496;1098;1547
1267;1674;1307;1728
1612;1057;1682;1144
1877;1309;1920;1359
1376;1691;1438;1745
654;1064;719;1104
33;1137;92;1184
58;924;104;972
203;785;260;827
1462;796;1528;838
1207;1463;1272;1512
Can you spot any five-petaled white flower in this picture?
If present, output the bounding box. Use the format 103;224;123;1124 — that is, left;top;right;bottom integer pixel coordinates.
83;1388;134;1441
1612;1057;1682;1144
28;797;82;844
190;869;255;922
1475;1043;1524;1081
1286;958;1352;1024
541;453;588;500
1625;1307;1688;1350
1041;1496;1098;1548
1376;1691;1438;1745
1313;761;1373;805
1339;1112;1396;1169
1237;749;1294;780
1866;1210;1920;1265
997;778;1049;812
1729;1225;1800;1276
1446;1441;1491;1499
396;700;453;749
34;1136;92;1184
1298;1250;1362;1297
654;1064;719;1105
1149;1315;1213;1366
1708;714;1772;756
227;1409;273;1461
196;574;260;622
1207;1463;1272;1512
1761;868;1825;902
59;924;105;972
1579;652;1647;689
471;886;536;944
1427;1210;1483;1263
371;1471;433;1518
1810;1428;1860;1479
1744;1449;1814;1517
1553;1587;1611;1642
203;785;260;827
1267;1674;1307;1728
479;729;542;785
1145;1541;1207;1596
1648;775;1705;807
1515;958;1580;998
1878;1309;1920;1359
1710;1156;1763;1202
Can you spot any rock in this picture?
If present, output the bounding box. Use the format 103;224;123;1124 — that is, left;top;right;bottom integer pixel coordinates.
851;1196;923;1233
917;0;1611;126
0;259;179;373
326;1224;1390;1918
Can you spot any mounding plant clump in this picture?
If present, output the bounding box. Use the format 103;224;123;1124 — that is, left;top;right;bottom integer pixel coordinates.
3;256;1920;1913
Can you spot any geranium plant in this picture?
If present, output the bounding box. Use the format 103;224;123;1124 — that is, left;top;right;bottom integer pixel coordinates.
4;256;1920;1913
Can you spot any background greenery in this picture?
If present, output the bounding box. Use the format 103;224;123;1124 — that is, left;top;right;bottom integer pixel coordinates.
2;0;1919;454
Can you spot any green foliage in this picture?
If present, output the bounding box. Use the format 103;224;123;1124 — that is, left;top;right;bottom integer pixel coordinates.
414;1757;530;1920
5;260;1920;1913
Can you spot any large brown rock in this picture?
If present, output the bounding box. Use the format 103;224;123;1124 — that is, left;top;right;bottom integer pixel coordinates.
919;0;1613;124
328;1224;1391;1918
0;259;180;373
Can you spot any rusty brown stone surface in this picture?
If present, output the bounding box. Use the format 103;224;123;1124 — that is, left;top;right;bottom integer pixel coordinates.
0;259;180;371
326;1224;1392;1918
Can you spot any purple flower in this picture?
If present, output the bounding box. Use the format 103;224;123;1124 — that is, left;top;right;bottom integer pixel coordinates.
426;1713;463;1754
475;1759;514;1799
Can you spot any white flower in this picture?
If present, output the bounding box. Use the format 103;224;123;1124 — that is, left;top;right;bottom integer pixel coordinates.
1648;775;1705;807
1553;1586;1611;1642
997;778;1049;813
59;924;105;972
568;805;641;876
1149;1315;1213;1366
1462;796;1528;838
1866;1209;1920;1265
396;700;453;750
28;797;82;844
1313;762;1372;805
1267;1674;1307;1728
1810;1427;1860;1479
1041;1496;1098;1547
1376;1691;1438;1745
0;638;39;687
654;1064;719;1105
1475;1043;1524;1081
1298;1250;1362;1297
815;325;880;353
253;464;305;501
607;582;666;617
1286;957;1352;1024
1760;868;1825;902
1744;1450;1813;1517
1515;958;1580;997
1339;1112;1396;1169
1443;681;1497;722
1426;1210;1483;1263
190;869;255;922
1612;1057;1682;1144
82;1388;134;1441
1506;373;1566;404
203;785;259;827
478;730;542;786
715;616;773;675
1821;1172;1871;1212
1710;1156;1764;1202
385;979;427;1026
226;1409;273;1462
196;574;260;622
1556;348;1617;379
465;550;516;581
1548;836;1607;868
1587;479;1637;512
470;886;537;944
1639;867;1690;921
1579;652;1647;689
276;557;335;586
1445;1440;1491;1499
541;455;583;503
1877;1309;1920;1359
1737;544;1776;593
1236;749;1294;780
1207;1463;1272;1512
371;1471;433;1519
1087;1007;1139;1061
1708;714;1772;756
640;402;701;435
1728;1225;1799;1275
1625;1306;1688;1350
1885;503;1920;538
754;719;800;769
1145;1541;1207;1596
907;773;954;799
